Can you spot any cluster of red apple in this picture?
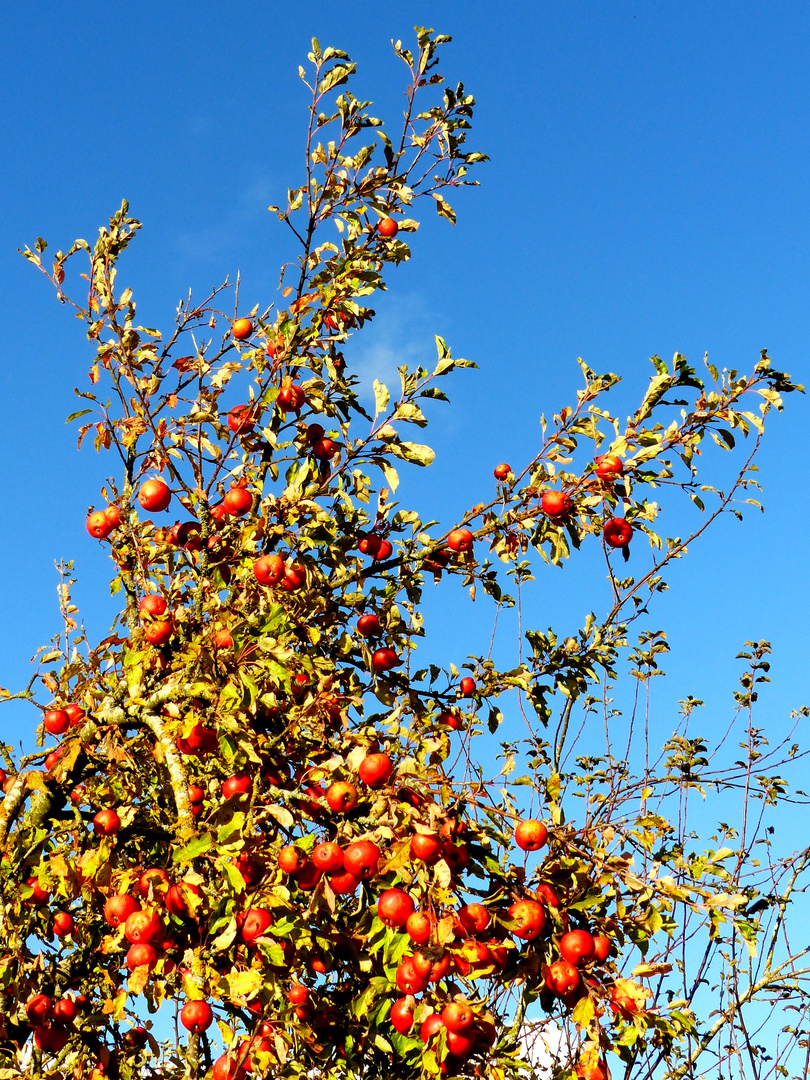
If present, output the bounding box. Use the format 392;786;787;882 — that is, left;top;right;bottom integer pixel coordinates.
25;992;82;1054
492;454;634;550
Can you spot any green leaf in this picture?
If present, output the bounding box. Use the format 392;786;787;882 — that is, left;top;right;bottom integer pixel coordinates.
572;995;596;1026
381;460;400;493
373;379;390;415
431;192;456;223
389;441;435;467
173;833;214;864
318;63;357;96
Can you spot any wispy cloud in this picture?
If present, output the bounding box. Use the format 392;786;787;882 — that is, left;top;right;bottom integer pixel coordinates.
170;173;280;270
347;292;441;405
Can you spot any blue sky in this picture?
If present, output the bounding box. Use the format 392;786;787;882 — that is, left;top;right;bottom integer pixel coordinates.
1;0;809;775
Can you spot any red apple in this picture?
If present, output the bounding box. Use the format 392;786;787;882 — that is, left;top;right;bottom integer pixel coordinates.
457;903;491;936
343;840;380;880
560;929;596;966
53;911;75;938
312;842;344;875
358;753;394;788
508;899;546;940
93;808;121;836
391;997;415;1035
26;994;53;1024
222;775;252;800
594;453;623;480
126;943;160;971
356;614;382;637
377;888;415;928
124;908;165;945
104;894;140;928
325;781;359;813
544;959;581;996
541;490;572;518
43;709;70;736
514;819;549;851
447;528;474;552
180;1000;214;1033
409;832;442;863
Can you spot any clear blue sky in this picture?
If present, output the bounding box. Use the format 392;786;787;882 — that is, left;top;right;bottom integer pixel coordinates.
1;0;809;764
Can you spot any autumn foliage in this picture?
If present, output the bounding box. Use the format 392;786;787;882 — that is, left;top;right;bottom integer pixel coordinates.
2;26;805;1080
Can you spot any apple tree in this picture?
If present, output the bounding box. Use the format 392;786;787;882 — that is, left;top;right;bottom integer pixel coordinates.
2;26;807;1080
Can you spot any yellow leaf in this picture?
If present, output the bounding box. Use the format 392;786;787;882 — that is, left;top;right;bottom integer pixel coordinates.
632;962;672;979
705;892;747;910
211;917;239;953
572;994;596;1029
265;804;294;829
127;964;151;996
221;968;264;1002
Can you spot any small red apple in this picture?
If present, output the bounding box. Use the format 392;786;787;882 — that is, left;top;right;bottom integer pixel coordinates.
377;888;415;928
277;384;306;412
104;893;140;928
377;216;399;237
390;997;415;1035
508;898;546;940
343;839;380;880
358;753;394;788
52;998;78;1025
180;1000;213;1033
544;959;581;996
139;867;170;897
86;510;113;539
603;517;633;548
447;528;474;552
53;911;75;938
409;832;442;863
371;648;399;674
395;957;430;995
93;808;121;837
514;819;549;851
145;620;173;646
231;318;254;340
441;1001;474;1033
325;781;359;814
26;994;53;1024
124;908;165;945
594;453;623;480
312;842;345;874
221;775;252;800
560;928;596;966
126;943;160;971
223;486;253;517
406;910;434;944
356;613;383;637
253;554;285;586
165;881;203;920
138;478;171;512
24;876;51;905
593;934;612;961
328;869;361;895
457;903;491;936
139;594;168;617
227;404;256;434
541;490;572;518
43;709;70;736
64;702;86;727
278;846;307;874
